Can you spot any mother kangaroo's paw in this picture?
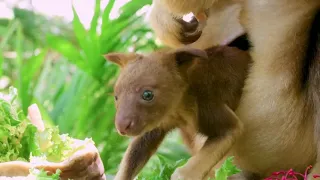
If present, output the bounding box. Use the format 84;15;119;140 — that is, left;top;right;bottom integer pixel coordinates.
170;166;204;180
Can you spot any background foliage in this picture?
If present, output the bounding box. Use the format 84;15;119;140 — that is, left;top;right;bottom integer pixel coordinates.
0;0;190;178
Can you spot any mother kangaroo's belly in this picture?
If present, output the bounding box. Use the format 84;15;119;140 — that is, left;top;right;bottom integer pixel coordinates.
231;101;316;177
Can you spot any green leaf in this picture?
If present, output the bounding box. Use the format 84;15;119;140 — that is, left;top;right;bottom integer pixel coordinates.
19;49;47;113
36;126;74;162
72;4;102;77
19;124;41;158
101;0;116;26
120;0;152;15
0;20;19;49
0;20;20;77
214;156;241;180
30;169;61;180
13;8;40;44
0;52;3;77
46;34;87;71
0;87;40;162
72;6;89;59
89;0;101;36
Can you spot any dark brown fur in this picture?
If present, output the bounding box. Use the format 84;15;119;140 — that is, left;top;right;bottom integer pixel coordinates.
104;45;251;180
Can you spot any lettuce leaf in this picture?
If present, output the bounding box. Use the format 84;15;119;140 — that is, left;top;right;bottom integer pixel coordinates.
0;87;79;163
37;126;74;162
0;87;40;163
214;156;241;180
28;169;61;180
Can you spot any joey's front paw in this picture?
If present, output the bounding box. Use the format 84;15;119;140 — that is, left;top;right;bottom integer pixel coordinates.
171;166;203;180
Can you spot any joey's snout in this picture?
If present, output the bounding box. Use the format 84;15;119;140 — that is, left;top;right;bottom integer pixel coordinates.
115;113;142;136
115;117;132;136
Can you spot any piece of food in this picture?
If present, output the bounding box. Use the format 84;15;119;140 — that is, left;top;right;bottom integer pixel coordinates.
0;87;105;179
27;104;45;132
31;139;106;180
0;87;40;163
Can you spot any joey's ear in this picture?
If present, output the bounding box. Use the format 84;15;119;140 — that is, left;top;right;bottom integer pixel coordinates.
103;52;139;67
174;47;208;66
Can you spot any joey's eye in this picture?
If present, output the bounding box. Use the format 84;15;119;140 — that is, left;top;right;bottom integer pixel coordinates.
142;90;154;101
114;96;118;101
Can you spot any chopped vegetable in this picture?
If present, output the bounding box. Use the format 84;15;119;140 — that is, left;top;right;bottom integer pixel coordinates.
0;87;40;162
0;87;87;163
213;156;241;180
28;168;61;180
36;126;74;162
28;104;45;132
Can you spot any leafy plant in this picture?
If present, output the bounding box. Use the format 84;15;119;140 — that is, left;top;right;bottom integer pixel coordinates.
0;0;191;177
36;0;157;173
0;86;91;164
0;86;40;162
137;155;188;180
214;156;241;180
136;156;241;180
29;169;61;180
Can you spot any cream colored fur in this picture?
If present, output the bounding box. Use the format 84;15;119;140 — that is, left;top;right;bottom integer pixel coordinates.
147;0;184;48
148;0;320;179
222;0;320;178
187;0;244;49
160;0;215;16
147;0;244;49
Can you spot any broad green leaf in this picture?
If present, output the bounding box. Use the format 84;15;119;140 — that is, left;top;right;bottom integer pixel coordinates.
72;6;90;61
0;52;3;77
100;16;141;53
0;20;20;77
89;0;101;36
101;0;116;27
46;34;88;72
13;8;39;44
0;20;20;49
21;49;48;83
0;18;10;27
120;0;152;16
20;49;47;113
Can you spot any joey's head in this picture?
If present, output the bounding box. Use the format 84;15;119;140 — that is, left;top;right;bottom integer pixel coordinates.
104;47;208;136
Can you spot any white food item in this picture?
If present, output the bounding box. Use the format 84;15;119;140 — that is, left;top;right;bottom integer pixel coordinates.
27;104;45;132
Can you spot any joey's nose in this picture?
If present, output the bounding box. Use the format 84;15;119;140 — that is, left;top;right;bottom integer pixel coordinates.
115;118;133;135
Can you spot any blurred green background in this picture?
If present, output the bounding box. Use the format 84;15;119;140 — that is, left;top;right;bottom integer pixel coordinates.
0;0;190;178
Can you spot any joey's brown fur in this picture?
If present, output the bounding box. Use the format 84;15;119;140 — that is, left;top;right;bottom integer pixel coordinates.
147;0;245;49
104;45;251;180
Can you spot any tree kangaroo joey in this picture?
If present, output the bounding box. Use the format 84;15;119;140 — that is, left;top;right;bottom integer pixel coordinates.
104;45;252;180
